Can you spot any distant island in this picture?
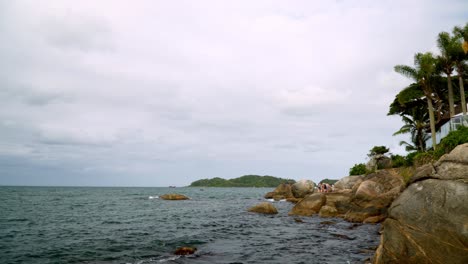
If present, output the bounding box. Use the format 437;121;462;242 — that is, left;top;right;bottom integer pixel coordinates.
189;175;295;187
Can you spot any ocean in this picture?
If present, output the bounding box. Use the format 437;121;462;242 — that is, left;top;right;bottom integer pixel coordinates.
0;186;380;264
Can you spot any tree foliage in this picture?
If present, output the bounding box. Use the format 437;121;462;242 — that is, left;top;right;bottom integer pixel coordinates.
349;163;367;176
189;175;295;187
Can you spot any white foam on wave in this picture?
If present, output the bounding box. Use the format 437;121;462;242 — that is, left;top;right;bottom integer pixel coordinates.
158;255;180;263
266;198;274;202
148;196;159;199
279;199;286;202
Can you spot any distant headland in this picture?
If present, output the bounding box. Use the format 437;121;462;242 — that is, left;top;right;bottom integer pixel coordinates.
189;175;295;187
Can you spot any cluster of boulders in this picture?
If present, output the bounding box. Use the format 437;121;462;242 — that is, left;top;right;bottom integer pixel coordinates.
288;169;404;223
264;179;315;203
373;143;468;264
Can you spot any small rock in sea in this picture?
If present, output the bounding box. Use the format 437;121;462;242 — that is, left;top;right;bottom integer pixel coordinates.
174;247;197;255
160;194;190;200
331;233;356;240
347;223;362;230
294;218;304;223
320;221;336;225
247;202;278;214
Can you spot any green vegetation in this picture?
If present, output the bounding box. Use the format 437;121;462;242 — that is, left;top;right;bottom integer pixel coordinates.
320;179;339;185
189;175;295;187
349;163;367;175
390;22;468;152
347;22;468;183
368;146;390;157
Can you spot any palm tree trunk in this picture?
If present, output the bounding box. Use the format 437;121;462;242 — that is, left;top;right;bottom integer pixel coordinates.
448;75;455;118
427;98;437;150
459;75;467;115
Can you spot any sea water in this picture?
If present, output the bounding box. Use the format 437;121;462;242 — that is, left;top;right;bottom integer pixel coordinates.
0;186;380;263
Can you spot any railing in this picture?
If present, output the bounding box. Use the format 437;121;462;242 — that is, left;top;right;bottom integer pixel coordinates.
425;113;468;149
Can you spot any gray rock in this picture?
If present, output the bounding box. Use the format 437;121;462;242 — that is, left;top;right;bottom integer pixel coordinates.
334;176;363;190
373;143;468;264
291;179;315;198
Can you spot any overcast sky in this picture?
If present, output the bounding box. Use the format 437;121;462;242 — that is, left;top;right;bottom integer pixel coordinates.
0;0;467;187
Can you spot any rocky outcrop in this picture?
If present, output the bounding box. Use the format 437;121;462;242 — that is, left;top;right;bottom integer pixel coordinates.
344;169;404;222
366;154;392;171
289;170;404;223
373;143;468;264
264;183;294;200
334;176;363;191
248;202;278;214
160;194;190;200
288;193;326;216
291;179;315;198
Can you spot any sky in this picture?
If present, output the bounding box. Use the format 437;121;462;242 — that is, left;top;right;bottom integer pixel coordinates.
1;0;467;187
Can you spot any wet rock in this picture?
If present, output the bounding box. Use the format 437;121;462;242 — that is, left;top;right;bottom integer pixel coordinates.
160;194;190;200
293;218;304;223
373;143;468;264
319;205;338;218
248;202;278;214
291;179;315;198
288;193;325;216
264;183;294;200
174;247;197;255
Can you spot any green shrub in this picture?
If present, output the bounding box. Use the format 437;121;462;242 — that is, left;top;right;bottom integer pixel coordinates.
368;146;390;157
398;166;415;186
413;151;435;167
434;126;468;159
405;151;419;166
349;163;367;175
391;154;407;168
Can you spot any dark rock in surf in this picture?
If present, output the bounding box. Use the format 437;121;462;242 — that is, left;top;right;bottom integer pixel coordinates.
160;194;190;200
174;247;197;255
248;202;278;214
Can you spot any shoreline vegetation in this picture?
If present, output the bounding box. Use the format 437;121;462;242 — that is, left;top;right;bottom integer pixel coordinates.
189;175;295;187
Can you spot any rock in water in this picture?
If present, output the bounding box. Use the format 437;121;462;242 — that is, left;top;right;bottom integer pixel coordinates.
291;179;315;198
248;202;278;214
288;193;325;216
373;143;468;264
174;247;197;255
160;194;190;200
264;183;294;200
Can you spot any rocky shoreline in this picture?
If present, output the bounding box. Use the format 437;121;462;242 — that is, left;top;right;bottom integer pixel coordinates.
253;143;468;263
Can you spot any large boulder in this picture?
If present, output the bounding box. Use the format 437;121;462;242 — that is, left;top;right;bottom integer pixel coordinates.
248;202;278;214
264;183;294;200
334;176;363;191
366;154;392;171
373;143;468;264
291;179;315;198
288;193;326;216
344;169;404;222
160;194;190;200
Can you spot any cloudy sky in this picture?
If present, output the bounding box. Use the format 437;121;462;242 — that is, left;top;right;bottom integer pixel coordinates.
0;0;467;186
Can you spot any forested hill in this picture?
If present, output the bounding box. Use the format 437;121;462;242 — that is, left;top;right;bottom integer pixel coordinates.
189;175;295;187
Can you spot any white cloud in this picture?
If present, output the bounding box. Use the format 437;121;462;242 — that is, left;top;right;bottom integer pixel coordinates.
1;0;467;186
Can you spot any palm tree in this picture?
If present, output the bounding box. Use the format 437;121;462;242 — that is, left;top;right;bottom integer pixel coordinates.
436;32;458;118
393;108;429;152
453;25;468;115
454;22;468;54
395;52;438;149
